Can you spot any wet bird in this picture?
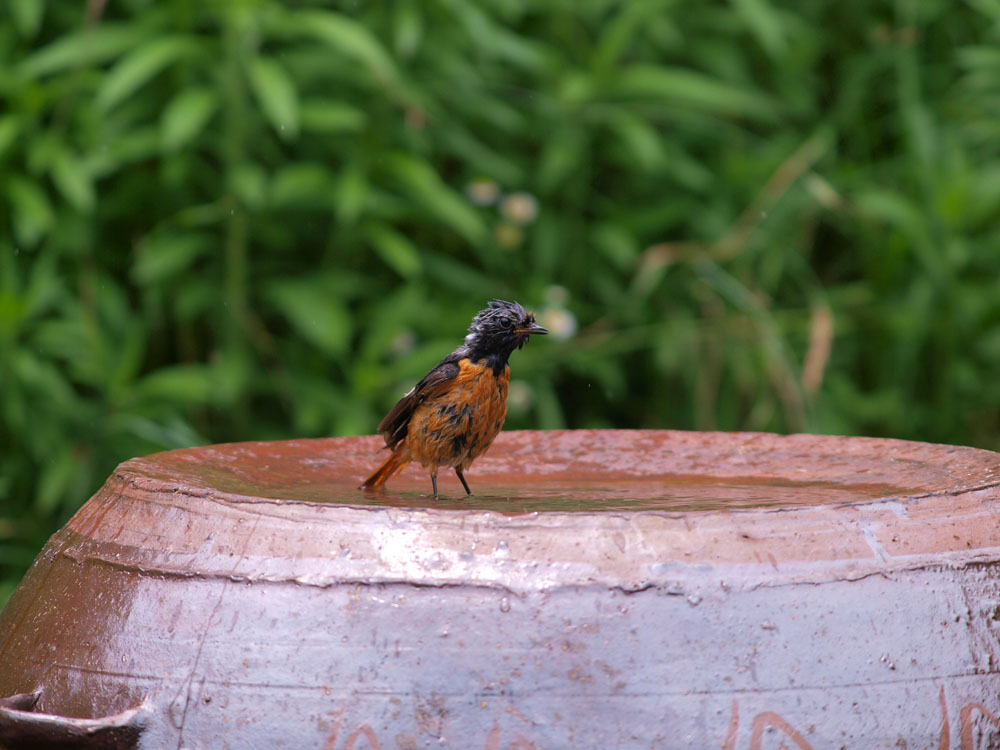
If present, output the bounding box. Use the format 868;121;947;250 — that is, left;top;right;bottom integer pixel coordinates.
361;300;547;499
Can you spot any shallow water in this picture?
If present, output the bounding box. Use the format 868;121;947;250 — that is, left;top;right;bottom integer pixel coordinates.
257;476;904;513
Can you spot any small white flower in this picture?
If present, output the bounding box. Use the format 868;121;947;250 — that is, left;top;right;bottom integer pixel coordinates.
544;284;570;307
494;222;524;249
499;191;538;225
507;380;534;411
465;178;500;206
538;307;577;341
389;330;415;356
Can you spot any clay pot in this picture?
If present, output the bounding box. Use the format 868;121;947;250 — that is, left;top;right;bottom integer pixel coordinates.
2;430;1000;749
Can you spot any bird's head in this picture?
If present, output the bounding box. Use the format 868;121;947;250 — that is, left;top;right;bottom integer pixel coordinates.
465;300;548;363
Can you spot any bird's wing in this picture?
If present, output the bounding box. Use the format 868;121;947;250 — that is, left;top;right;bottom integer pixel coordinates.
377;352;464;449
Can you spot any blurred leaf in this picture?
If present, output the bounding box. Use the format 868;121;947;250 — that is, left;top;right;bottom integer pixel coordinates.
32;317;94;380
732;0;788;58
107;323;146;397
606;110;666;170
366;223;422;278
393;0;424;59
441;126;524;185
300;99;366;134
50;149;95;212
967;166;1000;224
333;165;369;224
446;2;551;71
137;364;217;405
537;127;585;194
854;190;927;236
266;279;352;356
35;447;76;514
593;0;676;73
9;0;45;39
386;153;487;244
96;35;197;111
293;10;402;90
533;380;566;430
592;224;638;271
614;64;778;120
247;57;299;141
0;116;19;160
660;141;714;190
420;253;493;295
26;131;60;174
4;176;54;247
228;162;268;209
86;127;160;177
132;233;208;285
957;45;1000;72
855;189;948;280
270;162;331;207
22;252;62;322
0;292;25;346
94;272;132;335
11;349;77;412
110;413;206;449
19;22;147;77
160;87;219;152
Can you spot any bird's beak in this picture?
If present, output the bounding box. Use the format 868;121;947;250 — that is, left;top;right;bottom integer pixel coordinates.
516;322;548;337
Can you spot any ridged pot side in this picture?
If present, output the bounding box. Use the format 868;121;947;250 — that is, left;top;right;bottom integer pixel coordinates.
2;430;1000;749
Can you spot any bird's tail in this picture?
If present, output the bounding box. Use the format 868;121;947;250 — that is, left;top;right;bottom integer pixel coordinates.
360;450;409;490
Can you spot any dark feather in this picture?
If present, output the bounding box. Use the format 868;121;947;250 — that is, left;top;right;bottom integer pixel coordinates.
377;351;464;449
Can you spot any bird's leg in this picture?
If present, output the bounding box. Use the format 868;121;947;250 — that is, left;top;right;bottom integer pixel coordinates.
455;468;472;496
430;469;439;500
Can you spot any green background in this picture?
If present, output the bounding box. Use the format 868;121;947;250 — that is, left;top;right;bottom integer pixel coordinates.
2;0;1000;606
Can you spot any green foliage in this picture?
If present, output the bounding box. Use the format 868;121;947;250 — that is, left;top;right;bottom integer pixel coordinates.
2;1;1000;604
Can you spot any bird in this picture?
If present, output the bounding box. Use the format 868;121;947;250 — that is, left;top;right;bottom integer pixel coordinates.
360;300;547;500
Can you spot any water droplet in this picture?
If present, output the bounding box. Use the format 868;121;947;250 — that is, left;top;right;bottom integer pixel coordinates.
499;596;511;613
686;594;702;606
495;540;508;551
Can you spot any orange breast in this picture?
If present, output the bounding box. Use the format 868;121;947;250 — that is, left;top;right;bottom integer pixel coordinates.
404;358;509;471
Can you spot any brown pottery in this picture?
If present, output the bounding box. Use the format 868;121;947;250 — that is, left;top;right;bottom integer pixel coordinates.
2;429;1000;748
